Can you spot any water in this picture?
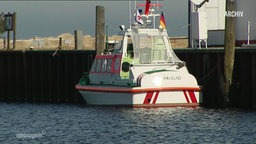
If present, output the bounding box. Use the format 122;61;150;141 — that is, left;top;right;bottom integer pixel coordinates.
1;103;256;144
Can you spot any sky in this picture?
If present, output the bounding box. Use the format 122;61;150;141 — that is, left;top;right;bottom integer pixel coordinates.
0;0;188;39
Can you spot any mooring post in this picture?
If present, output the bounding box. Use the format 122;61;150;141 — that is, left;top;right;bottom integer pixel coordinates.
74;30;83;50
223;0;236;106
59;37;62;49
95;6;105;54
13;12;16;50
7;30;10;50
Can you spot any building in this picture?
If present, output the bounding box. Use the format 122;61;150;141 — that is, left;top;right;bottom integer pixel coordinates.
189;0;256;47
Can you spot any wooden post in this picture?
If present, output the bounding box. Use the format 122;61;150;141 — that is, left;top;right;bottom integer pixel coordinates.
7;30;10;50
3;37;6;49
223;0;236;105
58;37;62;49
74;30;83;50
12;12;16;50
95;6;105;54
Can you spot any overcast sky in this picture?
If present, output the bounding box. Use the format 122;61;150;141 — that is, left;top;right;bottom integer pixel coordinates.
0;0;188;39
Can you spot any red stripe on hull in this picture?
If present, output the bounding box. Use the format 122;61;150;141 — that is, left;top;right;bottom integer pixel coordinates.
152;91;159;104
143;91;154;104
76;85;201;93
183;90;190;103
188;90;197;103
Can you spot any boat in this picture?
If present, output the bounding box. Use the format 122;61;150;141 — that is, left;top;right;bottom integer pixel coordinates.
76;0;202;107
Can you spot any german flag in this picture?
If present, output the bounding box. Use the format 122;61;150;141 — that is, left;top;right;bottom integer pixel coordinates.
160;11;166;29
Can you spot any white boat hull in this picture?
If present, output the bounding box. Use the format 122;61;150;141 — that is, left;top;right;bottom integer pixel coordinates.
76;85;201;107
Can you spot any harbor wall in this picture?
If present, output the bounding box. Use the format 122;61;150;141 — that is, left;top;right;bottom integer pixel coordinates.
0;48;255;108
175;48;256;108
0;50;94;104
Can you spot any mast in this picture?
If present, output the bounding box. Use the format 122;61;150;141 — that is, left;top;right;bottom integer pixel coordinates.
129;0;132;29
135;0;162;29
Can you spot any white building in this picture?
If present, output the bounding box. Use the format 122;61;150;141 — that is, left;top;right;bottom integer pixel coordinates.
189;0;256;47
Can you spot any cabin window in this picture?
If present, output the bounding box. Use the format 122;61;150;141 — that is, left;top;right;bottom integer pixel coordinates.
131;34;177;64
152;36;167;63
127;43;134;58
96;59;102;72
113;40;123;53
106;59;112;72
101;59;107;72
91;58;112;73
114;57;121;71
90;60;96;72
133;35;153;64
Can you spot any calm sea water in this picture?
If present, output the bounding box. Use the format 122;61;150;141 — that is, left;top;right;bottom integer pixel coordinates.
0;103;256;144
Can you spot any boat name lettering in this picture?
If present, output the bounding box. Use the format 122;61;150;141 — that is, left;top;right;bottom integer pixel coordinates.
163;76;181;80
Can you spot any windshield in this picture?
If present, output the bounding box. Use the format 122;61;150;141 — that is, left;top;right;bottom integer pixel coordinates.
129;32;181;65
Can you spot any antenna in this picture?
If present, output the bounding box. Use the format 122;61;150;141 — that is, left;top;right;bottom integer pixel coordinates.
157;0;159;12
136;1;163;29
129;0;132;29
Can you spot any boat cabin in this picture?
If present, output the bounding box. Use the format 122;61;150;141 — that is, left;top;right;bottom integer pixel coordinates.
88;2;184;86
89;28;183;86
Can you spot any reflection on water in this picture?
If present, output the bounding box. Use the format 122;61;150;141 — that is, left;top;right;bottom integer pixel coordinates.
0;103;256;143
